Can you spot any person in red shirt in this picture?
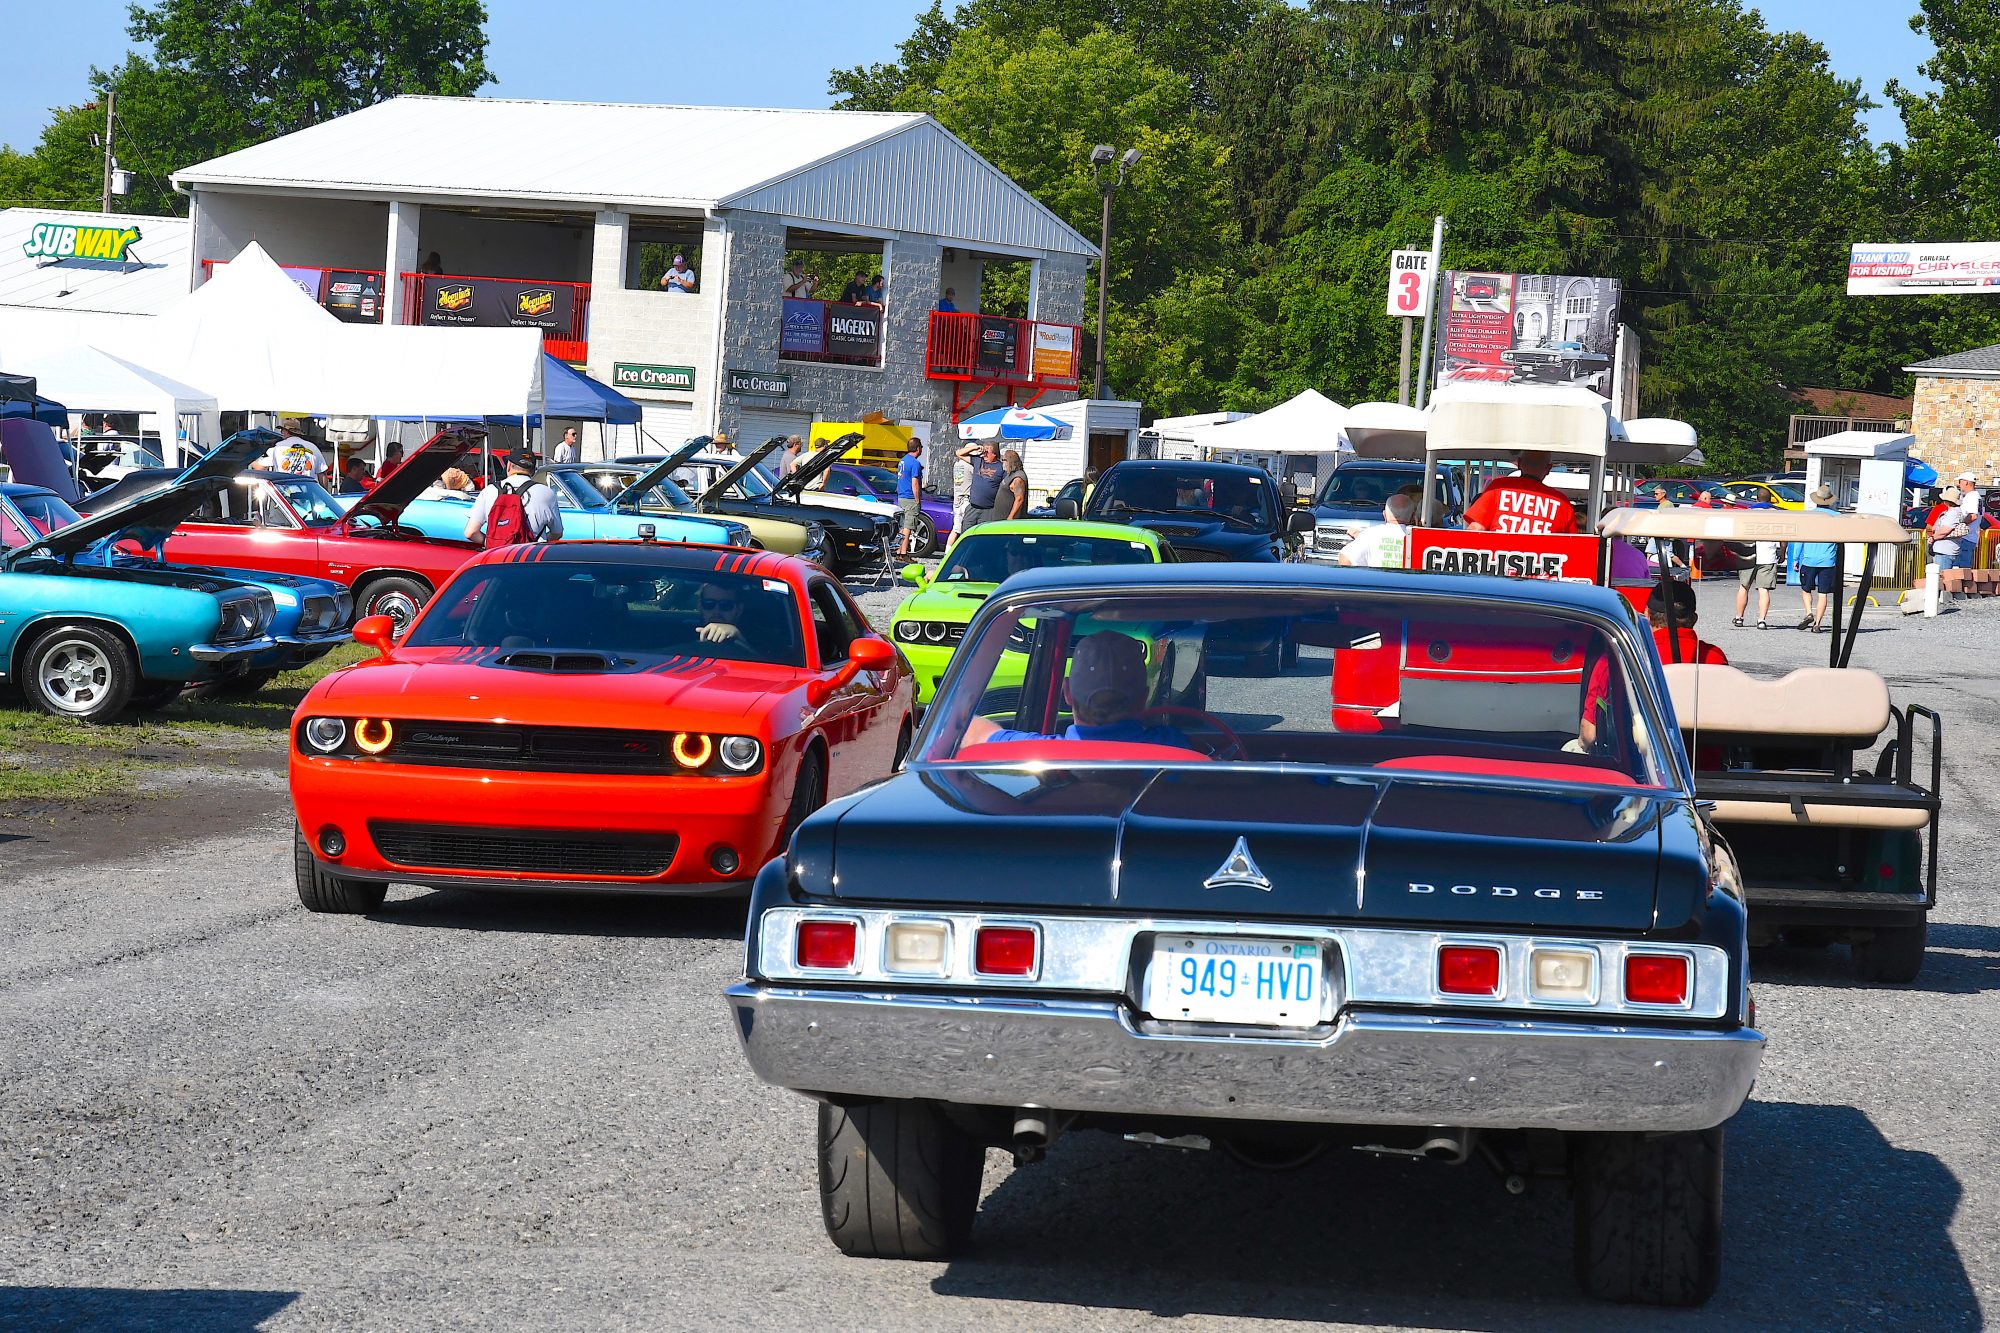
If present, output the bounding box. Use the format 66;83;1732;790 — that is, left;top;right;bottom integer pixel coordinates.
1578;582;1725;751
1462;450;1578;535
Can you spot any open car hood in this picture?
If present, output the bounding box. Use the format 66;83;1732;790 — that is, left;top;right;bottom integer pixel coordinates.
609;452;701;509
697;439;784;505
344;428;486;525
3;430;277;567
773;432;862;499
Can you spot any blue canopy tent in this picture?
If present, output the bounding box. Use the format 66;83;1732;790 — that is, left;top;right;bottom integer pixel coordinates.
0;372;71;428
379;356;640;428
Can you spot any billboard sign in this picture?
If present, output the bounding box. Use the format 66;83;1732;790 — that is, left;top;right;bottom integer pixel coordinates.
1438;272;1620;397
1847;242;2000;295
419;276;573;332
22;221;141;263
977;316;1019;372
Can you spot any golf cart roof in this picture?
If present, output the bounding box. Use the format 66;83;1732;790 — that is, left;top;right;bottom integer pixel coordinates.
1601;506;1909;545
1351;387;1701;468
1343;401;1428;460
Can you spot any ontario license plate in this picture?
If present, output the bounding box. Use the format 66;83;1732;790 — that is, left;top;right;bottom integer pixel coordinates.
1145;936;1325;1028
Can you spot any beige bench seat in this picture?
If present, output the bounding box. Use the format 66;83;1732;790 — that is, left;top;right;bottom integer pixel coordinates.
1705;797;1930;831
1661;664;1891;744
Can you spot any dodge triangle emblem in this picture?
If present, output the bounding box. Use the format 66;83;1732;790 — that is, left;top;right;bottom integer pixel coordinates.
1204;836;1271;891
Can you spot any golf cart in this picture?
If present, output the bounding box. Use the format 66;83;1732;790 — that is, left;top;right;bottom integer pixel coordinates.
1600;506;1940;983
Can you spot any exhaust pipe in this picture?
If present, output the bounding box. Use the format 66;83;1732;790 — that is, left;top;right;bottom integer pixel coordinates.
1355;1127;1475;1165
1011;1112;1051;1164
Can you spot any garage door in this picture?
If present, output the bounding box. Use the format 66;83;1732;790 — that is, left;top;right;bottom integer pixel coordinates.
735;406;814;449
636;401;696;455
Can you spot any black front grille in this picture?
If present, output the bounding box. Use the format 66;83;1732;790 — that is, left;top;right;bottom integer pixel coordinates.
1169;545;1233;563
369;823;680;877
390;721;669;772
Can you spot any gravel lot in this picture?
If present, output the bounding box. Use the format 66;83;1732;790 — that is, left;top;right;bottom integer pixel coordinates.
1;569;1994;1331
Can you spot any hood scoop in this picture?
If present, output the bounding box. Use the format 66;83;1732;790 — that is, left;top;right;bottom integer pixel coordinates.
493;650;617;673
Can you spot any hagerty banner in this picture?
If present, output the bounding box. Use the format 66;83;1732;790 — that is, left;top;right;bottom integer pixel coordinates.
1438;272;1620;397
1847;242;2000;296
420;276;574;332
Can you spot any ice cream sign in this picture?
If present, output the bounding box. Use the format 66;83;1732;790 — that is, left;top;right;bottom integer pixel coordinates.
22;222;142;263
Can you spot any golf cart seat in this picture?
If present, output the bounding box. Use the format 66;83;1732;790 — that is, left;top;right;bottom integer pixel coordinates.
1660;664;1890;745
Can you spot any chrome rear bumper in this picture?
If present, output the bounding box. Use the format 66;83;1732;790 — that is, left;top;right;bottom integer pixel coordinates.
725;984;1763;1134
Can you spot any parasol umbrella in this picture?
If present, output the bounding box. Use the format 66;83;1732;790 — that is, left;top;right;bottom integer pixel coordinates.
1905;458;1938;487
957;406;1072;442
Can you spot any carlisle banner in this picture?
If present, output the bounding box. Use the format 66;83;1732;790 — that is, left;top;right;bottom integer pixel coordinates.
1847;242;2000;295
1406;529;1603;583
419;276;574;332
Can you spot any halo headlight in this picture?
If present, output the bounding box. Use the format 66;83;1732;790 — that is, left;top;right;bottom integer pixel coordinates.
894;620;922;643
718;736;762;772
303;717;347;753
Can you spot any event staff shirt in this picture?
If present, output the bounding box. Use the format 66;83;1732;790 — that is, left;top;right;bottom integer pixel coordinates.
1463;476;1577;535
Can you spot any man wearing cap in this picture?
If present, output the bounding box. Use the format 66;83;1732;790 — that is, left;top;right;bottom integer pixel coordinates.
264;418;327;482
961;631;1191;749
659;253;696;294
1951;472;1985;570
1795;484;1840;632
464;448;563;545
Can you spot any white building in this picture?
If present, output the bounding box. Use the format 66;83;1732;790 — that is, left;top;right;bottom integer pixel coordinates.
0;209;194;359
172;96;1098;468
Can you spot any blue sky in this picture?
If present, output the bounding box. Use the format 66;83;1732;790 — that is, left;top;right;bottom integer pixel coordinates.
4;0;1937;172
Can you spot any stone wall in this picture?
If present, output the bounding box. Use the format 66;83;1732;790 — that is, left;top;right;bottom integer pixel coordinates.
1911;375;2000;484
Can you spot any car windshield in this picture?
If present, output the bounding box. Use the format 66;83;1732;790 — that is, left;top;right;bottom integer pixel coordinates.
585;469;696;511
1318;468;1417;507
405;562;806;667
917;587;1669;789
267;477;345;527
2;490;84;543
849;465;898;495
738;464;777;498
1767;482;1805;503
937;532;1157;583
1088;468;1272;530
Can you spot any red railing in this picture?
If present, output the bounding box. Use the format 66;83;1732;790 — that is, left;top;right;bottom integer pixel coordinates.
925;311;1080;389
400;272;591;362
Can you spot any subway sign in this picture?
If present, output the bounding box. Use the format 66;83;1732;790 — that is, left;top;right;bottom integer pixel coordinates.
23;221;142;262
613;362;696;393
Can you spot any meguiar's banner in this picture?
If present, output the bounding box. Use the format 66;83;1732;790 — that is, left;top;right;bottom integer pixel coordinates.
1407;529;1603;583
419;276;573;332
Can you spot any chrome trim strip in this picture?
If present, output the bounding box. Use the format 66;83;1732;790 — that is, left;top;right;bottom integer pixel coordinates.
751;908;1734;1021
724;985;1764;1133
188;635;279;662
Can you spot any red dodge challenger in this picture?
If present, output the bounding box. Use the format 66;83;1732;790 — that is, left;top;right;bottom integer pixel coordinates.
289;540;914;911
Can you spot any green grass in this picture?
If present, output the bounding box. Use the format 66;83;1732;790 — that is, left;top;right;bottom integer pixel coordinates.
0;643;372;803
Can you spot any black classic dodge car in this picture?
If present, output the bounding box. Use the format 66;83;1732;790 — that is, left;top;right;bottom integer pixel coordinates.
726;564;1763;1307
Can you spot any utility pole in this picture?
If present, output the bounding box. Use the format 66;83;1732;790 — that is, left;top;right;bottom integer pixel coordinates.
1413;214;1446;410
100;91;117;215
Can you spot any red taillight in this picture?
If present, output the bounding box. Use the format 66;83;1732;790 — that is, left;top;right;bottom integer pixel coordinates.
1437;945;1502;997
1624;953;1690;1006
974;925;1038;977
796;919;858;971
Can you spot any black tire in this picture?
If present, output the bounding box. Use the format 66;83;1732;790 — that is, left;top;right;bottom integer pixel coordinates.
126;680;186;711
292;825;387;915
356;576;430;637
780;749;827;846
892;719;914;769
1573;1128;1723;1306
1279;631;1299;670
818;1099;984;1259
911;512;939;557
22;623;136;722
1245;641;1283;677
1852;918;1927;983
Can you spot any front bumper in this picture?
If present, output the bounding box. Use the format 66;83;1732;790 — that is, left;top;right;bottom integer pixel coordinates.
894;640;955;704
250;628;353;670
725;985;1764;1134
189;635;279;664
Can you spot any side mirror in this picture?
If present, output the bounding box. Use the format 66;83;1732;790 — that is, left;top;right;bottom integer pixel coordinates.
1052;498;1080;520
1286;509;1318;535
353;614;397;658
898;561;927;587
807;636;896;707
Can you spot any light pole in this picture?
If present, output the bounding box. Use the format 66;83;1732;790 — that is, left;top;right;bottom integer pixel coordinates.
1090;143;1141;400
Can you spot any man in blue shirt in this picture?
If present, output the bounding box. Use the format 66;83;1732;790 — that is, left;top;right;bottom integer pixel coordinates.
936;287;958;313
962;632;1191;750
894;438;925;558
1796;485;1840;633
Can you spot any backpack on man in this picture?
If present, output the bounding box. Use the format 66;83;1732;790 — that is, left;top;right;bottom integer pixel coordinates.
484;476;539;547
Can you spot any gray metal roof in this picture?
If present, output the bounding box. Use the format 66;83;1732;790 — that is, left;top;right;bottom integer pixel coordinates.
175;96;1097;258
0;210;193;316
1905;344;2000;376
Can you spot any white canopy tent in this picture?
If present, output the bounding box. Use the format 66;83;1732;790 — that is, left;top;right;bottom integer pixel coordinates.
101;241;545;426
4;344;217;438
1171;388;1349;455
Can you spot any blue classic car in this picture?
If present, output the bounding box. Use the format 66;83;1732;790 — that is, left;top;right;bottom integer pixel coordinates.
0;431;351;719
727;563;1762;1307
385;456;753;548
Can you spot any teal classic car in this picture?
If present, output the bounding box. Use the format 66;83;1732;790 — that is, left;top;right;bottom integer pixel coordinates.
385;455;754;548
890;519;1170;703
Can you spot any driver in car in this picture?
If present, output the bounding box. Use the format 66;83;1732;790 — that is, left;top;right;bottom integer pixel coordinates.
692;580;775;657
962;631;1193;749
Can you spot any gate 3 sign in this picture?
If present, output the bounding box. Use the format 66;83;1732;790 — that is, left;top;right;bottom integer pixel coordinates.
1406;529;1603;583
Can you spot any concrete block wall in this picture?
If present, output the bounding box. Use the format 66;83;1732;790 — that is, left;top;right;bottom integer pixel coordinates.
1911;376;2000;483
1034;254;1088;327
584;209;716;423
191;190;387;273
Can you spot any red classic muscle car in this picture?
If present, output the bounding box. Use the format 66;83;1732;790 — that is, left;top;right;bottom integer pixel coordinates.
153;427;488;633
290;539;914;911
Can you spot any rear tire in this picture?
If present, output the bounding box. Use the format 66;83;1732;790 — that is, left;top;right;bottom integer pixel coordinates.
1852;919;1927;983
1573;1128;1722;1306
292;825;387;915
23;623;136;722
126;680;186;711
780;749;827;846
818;1099;984;1259
911;512;938;557
357;576;430;637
